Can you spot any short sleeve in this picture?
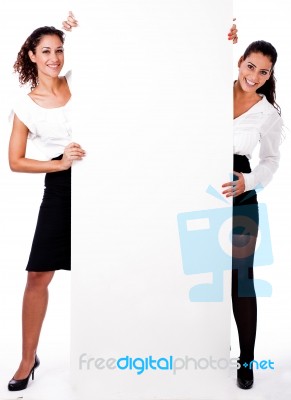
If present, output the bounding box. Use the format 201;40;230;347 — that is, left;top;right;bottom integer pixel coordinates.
10;95;37;139
65;70;72;90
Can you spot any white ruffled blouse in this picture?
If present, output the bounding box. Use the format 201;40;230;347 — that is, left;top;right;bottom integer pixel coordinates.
11;70;72;160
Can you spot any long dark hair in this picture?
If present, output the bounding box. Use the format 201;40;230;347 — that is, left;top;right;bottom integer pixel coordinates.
242;40;280;115
13;26;65;89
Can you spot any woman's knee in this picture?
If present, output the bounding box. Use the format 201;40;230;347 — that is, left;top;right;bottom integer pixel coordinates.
26;271;55;290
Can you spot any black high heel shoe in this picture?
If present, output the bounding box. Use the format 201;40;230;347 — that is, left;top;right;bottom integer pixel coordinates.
8;355;40;391
237;359;254;390
237;376;254;390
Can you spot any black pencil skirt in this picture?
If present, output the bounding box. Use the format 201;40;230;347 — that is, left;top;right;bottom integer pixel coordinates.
233;154;259;236
26;155;71;272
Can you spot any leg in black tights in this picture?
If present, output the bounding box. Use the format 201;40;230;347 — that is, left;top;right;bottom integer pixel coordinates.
232;232;257;380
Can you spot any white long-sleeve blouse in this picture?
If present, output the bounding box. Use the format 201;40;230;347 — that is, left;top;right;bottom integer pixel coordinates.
234;94;283;192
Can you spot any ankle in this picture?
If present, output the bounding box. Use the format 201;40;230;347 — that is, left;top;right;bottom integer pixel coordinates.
22;351;37;362
238;359;254;380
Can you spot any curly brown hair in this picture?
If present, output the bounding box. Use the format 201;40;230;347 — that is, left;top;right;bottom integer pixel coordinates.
13;26;65;89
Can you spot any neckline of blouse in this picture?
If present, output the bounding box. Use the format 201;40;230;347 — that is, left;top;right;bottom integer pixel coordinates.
234;94;266;121
26;94;71;110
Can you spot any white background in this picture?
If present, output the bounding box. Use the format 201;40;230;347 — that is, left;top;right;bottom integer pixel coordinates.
0;0;290;399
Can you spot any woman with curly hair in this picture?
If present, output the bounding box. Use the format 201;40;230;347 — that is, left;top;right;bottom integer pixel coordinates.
8;13;84;391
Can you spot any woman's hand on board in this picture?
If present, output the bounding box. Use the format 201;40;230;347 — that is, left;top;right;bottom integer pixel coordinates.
62;11;78;31
228;18;238;44
61;142;86;170
222;171;245;198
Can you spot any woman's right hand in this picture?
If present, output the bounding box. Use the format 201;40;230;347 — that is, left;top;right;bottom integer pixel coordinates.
62;11;78;31
228;18;238;44
61;142;86;170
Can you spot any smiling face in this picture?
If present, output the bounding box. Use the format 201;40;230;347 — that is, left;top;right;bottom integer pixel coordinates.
238;52;273;93
28;34;64;79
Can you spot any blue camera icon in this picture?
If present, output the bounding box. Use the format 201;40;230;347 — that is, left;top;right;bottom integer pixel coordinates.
177;203;273;302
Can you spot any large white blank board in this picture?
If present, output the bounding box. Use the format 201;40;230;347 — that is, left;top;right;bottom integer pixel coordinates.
71;1;233;398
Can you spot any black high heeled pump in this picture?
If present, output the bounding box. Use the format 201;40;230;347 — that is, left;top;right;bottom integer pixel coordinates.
8;355;40;391
237;358;254;390
237;376;254;390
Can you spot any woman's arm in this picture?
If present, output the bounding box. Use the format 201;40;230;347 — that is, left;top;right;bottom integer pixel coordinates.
9;114;85;173
222;113;283;197
242;115;282;191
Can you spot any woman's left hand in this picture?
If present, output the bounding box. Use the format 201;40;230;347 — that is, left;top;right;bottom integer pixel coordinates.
222;171;245;197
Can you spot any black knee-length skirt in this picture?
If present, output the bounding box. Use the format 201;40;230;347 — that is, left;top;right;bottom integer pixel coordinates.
26;155;71;272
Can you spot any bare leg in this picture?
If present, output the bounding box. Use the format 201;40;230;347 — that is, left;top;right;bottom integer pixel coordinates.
12;271;55;380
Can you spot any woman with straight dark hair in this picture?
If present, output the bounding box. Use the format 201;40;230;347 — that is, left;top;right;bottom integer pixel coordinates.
225;25;283;389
